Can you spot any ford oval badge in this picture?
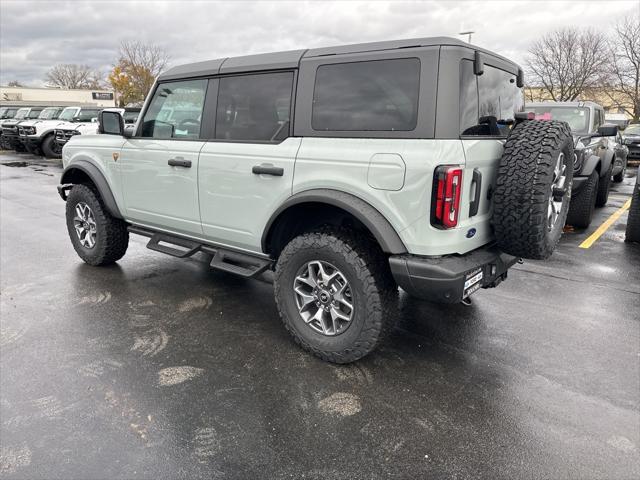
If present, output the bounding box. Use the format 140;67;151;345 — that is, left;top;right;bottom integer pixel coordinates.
466;228;476;238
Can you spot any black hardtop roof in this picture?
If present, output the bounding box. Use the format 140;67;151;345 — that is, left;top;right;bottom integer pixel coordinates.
158;36;519;81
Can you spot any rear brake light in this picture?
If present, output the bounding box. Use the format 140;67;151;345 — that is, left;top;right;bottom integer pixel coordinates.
431;166;463;229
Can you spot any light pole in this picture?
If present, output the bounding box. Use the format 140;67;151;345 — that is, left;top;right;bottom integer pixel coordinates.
459;31;475;43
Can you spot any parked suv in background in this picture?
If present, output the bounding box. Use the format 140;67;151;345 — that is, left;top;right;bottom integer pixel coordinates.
624;123;640;161
26;106;103;158
0;106;20;120
610;128;629;183
17;106;66;154
1;106;45;150
59;37;574;363
528;102;618;228
55;107;141;149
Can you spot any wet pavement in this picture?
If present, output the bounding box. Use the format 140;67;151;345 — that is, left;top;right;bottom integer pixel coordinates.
1;152;639;479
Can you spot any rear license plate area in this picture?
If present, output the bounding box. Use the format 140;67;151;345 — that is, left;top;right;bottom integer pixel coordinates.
463;267;484;299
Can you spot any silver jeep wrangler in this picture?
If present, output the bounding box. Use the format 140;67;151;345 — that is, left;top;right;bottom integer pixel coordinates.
58;37;574;363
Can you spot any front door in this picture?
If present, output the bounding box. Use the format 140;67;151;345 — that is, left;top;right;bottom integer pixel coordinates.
120;79;208;236
198;71;298;253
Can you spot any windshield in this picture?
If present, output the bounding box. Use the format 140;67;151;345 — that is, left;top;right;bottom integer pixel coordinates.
530;106;590;133
625;124;640;135
38;108;61;120
58;108;79;121
14;108;29;119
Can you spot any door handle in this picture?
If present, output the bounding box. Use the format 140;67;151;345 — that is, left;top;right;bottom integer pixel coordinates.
168;157;191;168
252;164;284;176
469;168;482;217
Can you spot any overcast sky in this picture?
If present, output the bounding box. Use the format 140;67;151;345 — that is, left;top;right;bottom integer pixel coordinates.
1;0;638;86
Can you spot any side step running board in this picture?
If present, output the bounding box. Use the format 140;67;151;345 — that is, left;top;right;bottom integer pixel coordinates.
128;226;272;278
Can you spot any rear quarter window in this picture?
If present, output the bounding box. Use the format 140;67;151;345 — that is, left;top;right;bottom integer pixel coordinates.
312;58;420;132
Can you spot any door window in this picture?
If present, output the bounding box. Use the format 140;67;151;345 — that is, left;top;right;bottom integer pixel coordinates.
312;58;420;132
215;72;293;142
141;79;207;139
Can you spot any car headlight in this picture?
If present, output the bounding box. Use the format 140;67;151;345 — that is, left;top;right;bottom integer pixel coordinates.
23;126;36;135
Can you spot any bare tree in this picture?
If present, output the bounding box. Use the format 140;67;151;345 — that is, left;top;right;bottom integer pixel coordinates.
526;28;609;101
602;16;640;121
109;40;169;106
7;80;24;87
45;64;95;89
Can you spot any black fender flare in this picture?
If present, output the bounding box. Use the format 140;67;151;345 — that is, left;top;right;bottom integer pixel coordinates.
262;189;407;254
600;149;615;176
59;160;123;219
580;154;602;177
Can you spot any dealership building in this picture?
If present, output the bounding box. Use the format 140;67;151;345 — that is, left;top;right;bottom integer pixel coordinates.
0;85;115;107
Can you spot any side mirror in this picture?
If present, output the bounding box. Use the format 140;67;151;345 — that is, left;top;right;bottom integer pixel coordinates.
98;110;124;136
72;116;81;122
597;125;618;137
91;117;98;123
123;124;135;138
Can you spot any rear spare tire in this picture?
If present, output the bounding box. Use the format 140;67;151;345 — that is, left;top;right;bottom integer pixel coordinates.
493;120;574;259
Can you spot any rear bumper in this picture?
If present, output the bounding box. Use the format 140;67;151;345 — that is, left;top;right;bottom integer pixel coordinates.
389;245;518;303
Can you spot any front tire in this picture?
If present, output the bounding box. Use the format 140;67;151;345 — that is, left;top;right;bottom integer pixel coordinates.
625;177;640;243
274;229;397;363
566;171;599;229
41;134;62;159
65;184;129;265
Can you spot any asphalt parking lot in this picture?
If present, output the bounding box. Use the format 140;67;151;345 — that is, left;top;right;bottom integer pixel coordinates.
1;152;639;479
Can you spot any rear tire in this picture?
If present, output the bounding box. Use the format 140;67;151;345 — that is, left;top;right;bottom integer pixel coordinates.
612;168;625;183
41;134;62;159
566;171;599;229
595;164;612;207
65;184;129;266
274;228;397;364
492;120;574;259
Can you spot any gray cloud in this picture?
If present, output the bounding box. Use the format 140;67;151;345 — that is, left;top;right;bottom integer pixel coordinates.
1;0;637;86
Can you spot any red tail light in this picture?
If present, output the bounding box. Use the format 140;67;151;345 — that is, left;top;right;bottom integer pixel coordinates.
431;166;463;229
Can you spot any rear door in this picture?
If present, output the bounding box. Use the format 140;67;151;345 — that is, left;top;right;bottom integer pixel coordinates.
198;71;298;252
119;79;208;236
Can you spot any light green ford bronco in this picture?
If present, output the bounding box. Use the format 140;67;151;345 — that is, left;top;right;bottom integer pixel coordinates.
58;37;574;363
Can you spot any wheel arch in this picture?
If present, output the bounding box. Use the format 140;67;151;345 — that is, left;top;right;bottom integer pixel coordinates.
60;160;123;219
581;154;602;176
262;189;407;258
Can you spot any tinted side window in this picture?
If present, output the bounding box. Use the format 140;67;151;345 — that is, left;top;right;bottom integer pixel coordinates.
215;72;293;142
141;79;207;139
462;64;523;136
312;58;420;132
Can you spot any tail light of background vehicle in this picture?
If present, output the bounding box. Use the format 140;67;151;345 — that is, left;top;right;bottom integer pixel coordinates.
431;166;463;229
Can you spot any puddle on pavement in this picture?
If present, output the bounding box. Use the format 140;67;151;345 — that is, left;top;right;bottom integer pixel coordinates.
2;161;28;168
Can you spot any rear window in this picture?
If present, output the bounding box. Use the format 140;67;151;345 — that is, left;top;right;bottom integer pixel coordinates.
460;61;523;136
529;106;589;133
312;58;420;132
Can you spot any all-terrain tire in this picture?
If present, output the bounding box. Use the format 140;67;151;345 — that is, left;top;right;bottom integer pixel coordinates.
566;171;599;229
41;134;61;159
625;176;640;243
492;120;574;259
595;164;612;207
65;184;129;265
274;228;398;364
